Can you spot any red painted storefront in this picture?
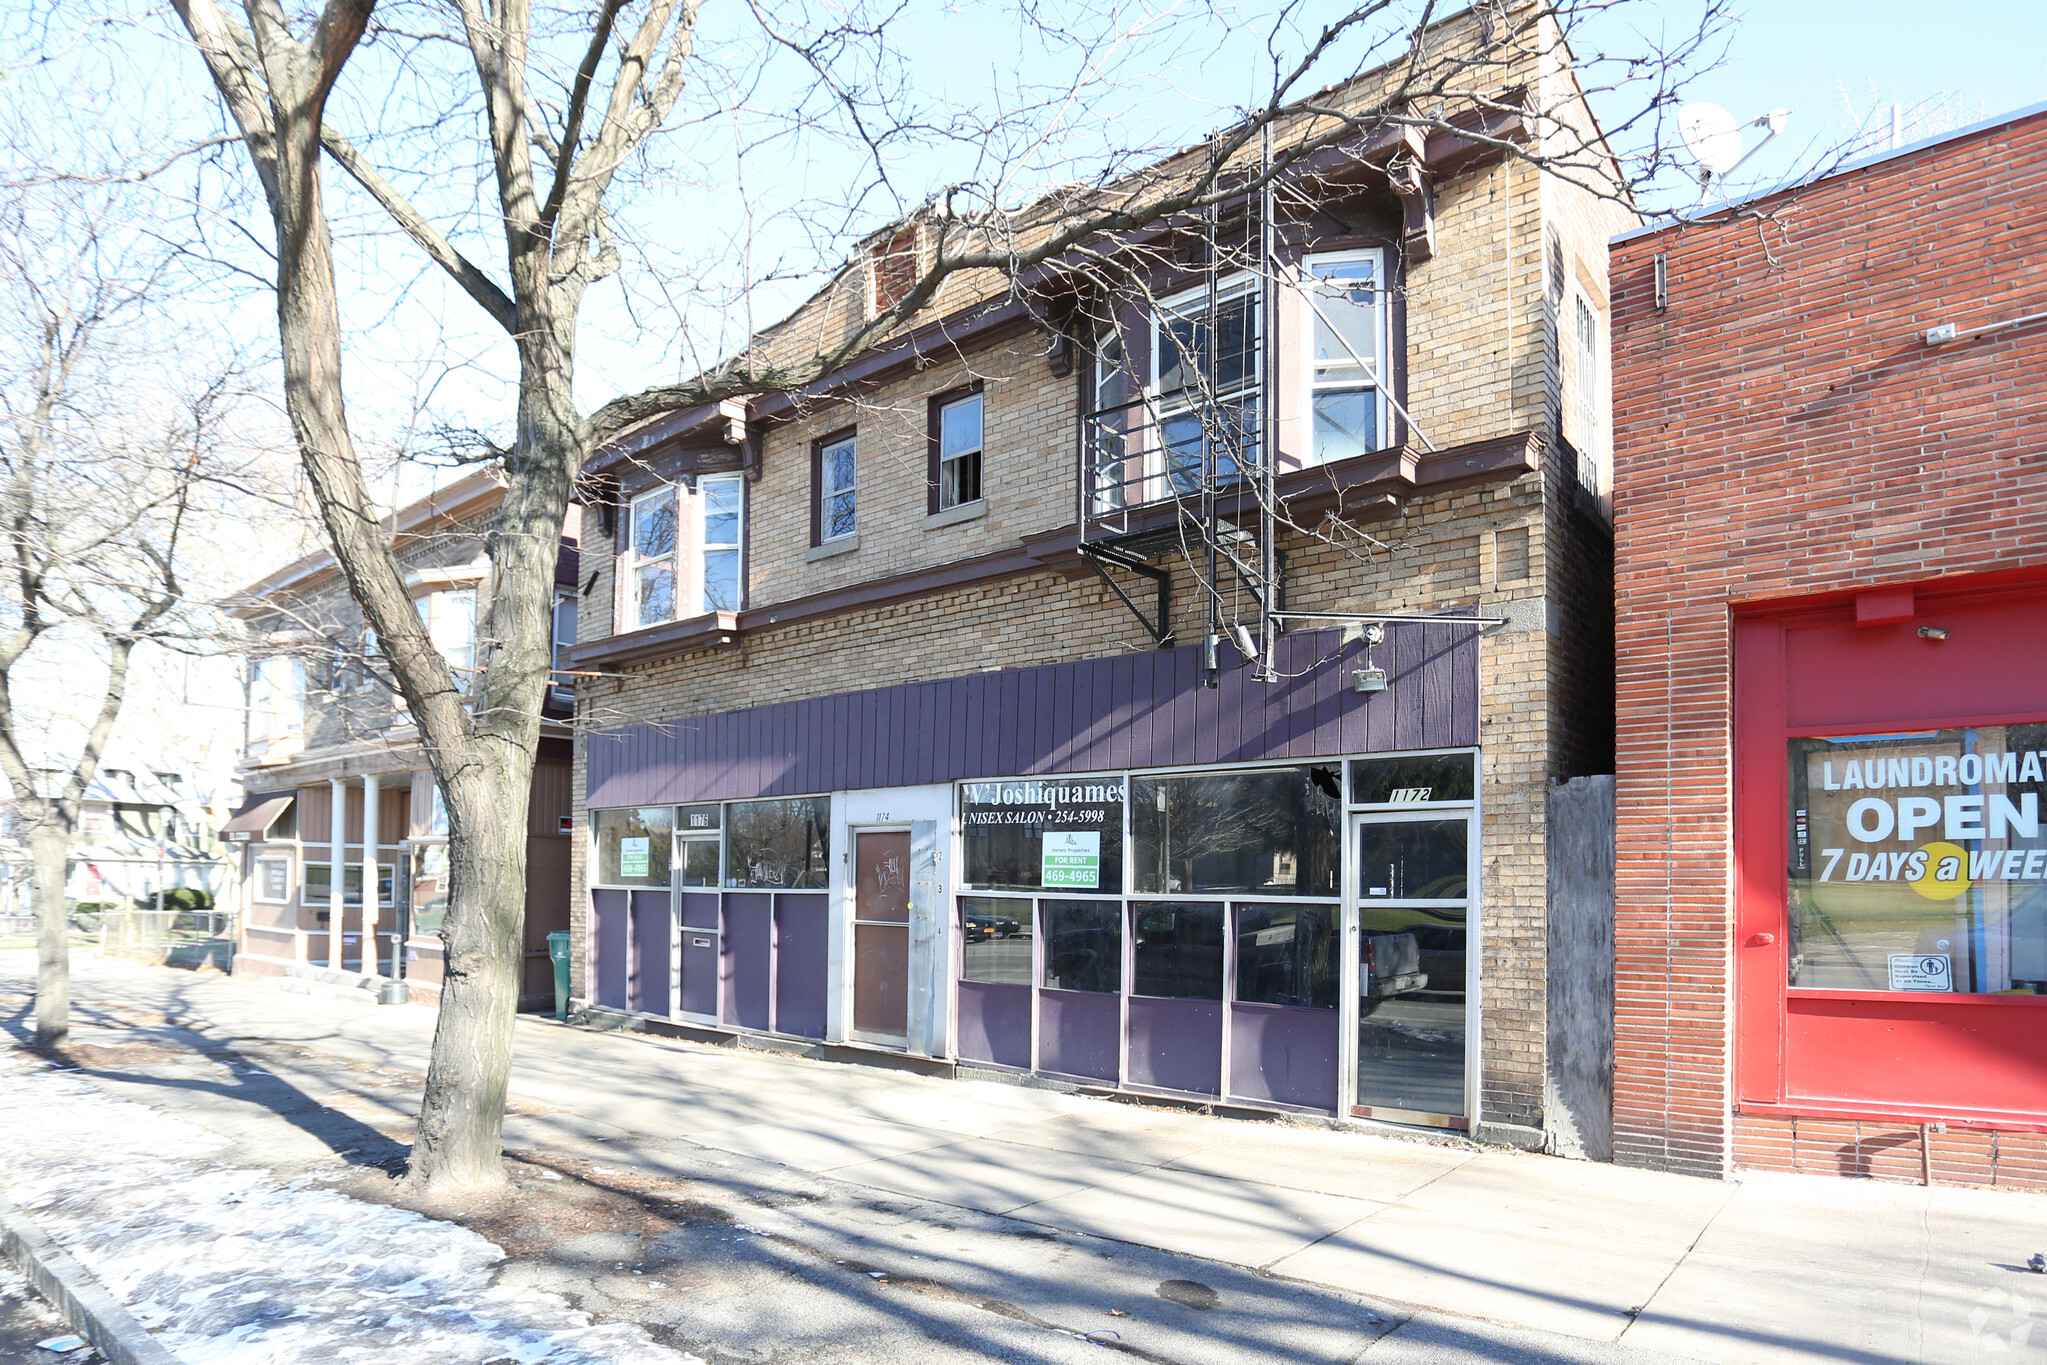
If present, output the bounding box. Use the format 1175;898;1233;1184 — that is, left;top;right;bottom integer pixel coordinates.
1610;103;2047;1183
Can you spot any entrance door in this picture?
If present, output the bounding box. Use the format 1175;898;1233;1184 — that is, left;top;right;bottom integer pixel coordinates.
1352;811;1472;1127
852;830;912;1043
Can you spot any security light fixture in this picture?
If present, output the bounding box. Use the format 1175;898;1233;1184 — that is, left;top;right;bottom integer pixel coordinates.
1353;667;1388;693
1917;626;1949;641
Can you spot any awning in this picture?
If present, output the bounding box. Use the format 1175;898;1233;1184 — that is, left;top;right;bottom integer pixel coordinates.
219;795;294;843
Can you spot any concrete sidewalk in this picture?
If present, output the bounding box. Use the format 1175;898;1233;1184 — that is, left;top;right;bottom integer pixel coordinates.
15;951;2046;1364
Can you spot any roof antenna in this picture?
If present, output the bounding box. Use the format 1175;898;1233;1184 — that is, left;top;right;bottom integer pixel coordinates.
1679;103;1789;206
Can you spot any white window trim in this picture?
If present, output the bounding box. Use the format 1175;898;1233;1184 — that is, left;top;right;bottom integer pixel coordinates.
622;483;680;630
1570;287;1609;496
818;436;857;543
300;861;396;908
1301;247;1391;465
697;474;745;615
936;392;985;512
253;855;292;904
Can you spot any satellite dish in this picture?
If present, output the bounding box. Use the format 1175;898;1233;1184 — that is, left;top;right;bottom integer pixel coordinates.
1679;102;1745;178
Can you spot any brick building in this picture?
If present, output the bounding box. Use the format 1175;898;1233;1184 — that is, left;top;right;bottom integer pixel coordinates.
1611;103;2047;1183
565;8;1630;1147
220;472;580;1008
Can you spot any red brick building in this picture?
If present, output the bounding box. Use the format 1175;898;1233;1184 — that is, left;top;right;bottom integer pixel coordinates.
1610;103;2047;1184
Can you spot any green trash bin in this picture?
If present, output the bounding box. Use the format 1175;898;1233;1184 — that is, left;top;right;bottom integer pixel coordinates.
546;930;573;1021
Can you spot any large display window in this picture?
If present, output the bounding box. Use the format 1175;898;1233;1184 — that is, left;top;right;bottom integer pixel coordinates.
1131;765;1340;896
1788;726;2047;995
593;806;673;887
960;779;1124;892
726;797;830;889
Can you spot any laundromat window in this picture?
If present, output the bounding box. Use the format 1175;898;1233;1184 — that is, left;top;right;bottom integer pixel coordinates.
1788;726;2047;994
1349;753;1475;807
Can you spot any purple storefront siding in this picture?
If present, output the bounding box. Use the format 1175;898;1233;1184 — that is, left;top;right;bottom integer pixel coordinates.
586;625;1478;807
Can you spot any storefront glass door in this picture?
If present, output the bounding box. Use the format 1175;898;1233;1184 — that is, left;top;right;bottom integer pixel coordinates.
1352;810;1471;1126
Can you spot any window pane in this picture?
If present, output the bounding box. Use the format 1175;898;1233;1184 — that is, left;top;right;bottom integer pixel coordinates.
940;394;982;458
1313;389;1378;464
703;549;740;612
552;593;577;672
678;838;720;888
437;588;476;672
1235;903;1337;1008
1131;766;1340;896
632;490;676;560
258;859;289;901
411;842;450;937
1358;900;1467;1117
826;490;856;539
727;797;830;889
1788;725;2047;995
1158;290;1257;397
703;477;740;546
1350;753;1476;806
823;441;856;494
594;806;674;887
961;895;1033;984
961;779;1125;892
941;450;981;508
637;562;675;626
678;803;721;832
1309;257;1381;380
1356;818;1468;902
1130;901;1223;1000
1040;899;1121;994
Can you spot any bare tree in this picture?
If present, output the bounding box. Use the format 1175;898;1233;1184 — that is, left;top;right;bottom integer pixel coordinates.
0;184;246;1048
165;0;1725;1191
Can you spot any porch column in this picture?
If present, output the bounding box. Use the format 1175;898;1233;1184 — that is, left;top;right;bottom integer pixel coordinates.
361;772;380;978
328;777;346;970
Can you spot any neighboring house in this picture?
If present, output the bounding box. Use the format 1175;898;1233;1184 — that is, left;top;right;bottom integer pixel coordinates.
564;8;1632;1148
0;765;235;919
220;471;581;1008
1611;104;2047;1185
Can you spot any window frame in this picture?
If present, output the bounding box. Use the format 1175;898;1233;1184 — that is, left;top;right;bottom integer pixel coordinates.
929;385;985;514
1150;273;1262;492
551;588;577;682
810;427;858;546
1301;247;1391;467
622;482;680;630
698;473;745;614
1571;287;1607;496
253;856;292;904
414;587;477;675
299;861;397;908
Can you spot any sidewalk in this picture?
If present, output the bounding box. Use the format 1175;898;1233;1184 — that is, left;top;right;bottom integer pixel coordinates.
10;950;2045;1364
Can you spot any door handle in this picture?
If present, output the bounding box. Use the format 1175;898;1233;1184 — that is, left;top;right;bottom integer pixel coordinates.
1747;932;1777;947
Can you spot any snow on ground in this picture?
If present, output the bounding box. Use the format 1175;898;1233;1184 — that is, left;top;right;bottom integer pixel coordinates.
0;1049;704;1365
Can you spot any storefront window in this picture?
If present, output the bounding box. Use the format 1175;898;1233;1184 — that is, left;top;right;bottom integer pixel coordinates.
1356;818;1468;902
1131;766;1340;895
1349;752;1475;806
960;896;1033;984
726;797;830;889
960;778;1125;892
411;843;450;937
593;806;674;887
1235;904;1337;1008
1040;899;1121;994
1788;726;2047;994
1130;902;1224;999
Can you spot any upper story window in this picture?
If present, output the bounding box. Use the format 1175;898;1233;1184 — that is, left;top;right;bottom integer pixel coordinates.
622;478;745;628
625;485;678;629
415;588;476;674
247;654;306;753
1305;249;1389;464
1572;291;1606;495
552;588;577;682
814;432;857;544
1154;274;1260;491
935;391;984;511
701;475;743;612
1090;333;1132;514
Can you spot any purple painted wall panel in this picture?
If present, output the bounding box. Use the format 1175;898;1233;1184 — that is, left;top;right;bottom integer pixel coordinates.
1127;997;1222;1096
721;892;773;1031
773;893;829;1040
628;890;671;1015
1038;988;1120;1083
679;925;719;1017
680;892;720;929
592;889;629;1010
1228;1003;1340;1112
957;981;1032;1070
587;626;1479;806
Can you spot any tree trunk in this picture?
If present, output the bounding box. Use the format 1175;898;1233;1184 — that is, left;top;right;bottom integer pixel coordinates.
31;814;70;1049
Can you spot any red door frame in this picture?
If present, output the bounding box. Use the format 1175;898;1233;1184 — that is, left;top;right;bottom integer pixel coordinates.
1732;570;2047;1128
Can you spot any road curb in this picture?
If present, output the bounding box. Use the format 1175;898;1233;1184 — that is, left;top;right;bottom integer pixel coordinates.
0;1195;183;1365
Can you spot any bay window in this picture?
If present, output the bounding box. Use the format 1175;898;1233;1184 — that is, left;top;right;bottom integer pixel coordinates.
625;484;678;628
701;475;743;612
1154;275;1260;492
621;478;744;629
1304;249;1388;464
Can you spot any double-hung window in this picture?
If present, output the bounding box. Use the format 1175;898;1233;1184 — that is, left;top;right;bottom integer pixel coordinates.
415;588;476;673
817;434;856;542
1089;332;1132;513
1572;293;1606;495
700;475;743;612
1154;275;1260;493
936;392;983;510
1304;249;1388;464
625;485;678;628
